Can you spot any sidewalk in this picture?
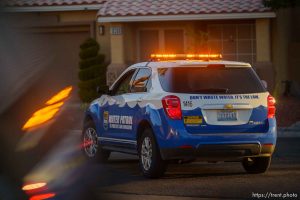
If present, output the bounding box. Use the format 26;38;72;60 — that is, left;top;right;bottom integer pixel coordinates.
276;96;300;127
278;121;300;137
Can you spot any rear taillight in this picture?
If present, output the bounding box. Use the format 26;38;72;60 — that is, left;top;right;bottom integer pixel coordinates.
162;95;182;120
267;95;276;118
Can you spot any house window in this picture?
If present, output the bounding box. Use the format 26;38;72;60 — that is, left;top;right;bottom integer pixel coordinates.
139;30;159;62
208;24;256;65
138;29;185;61
164;30;184;54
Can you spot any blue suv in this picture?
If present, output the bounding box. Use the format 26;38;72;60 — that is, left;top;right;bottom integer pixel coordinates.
82;54;277;178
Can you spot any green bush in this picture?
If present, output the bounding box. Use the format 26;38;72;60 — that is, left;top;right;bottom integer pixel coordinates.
79;55;105;69
78;89;97;103
79;46;99;60
80;38;99;49
78;38;108;103
78;64;106;81
263;0;300;9
78;76;105;90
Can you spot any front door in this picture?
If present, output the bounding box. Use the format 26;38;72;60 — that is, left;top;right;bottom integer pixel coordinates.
102;69;137;147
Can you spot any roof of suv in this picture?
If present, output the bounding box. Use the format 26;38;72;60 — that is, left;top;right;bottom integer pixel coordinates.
131;60;251;69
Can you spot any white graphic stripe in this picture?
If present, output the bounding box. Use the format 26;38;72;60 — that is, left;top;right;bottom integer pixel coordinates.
96;93;268;111
98;137;137;145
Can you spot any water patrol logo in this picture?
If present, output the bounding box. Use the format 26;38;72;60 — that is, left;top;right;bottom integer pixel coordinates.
109;115;133;130
103;111;109;130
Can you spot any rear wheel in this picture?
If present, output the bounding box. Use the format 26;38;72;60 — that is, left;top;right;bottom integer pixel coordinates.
138;128;167;178
242;156;271;174
82;121;110;162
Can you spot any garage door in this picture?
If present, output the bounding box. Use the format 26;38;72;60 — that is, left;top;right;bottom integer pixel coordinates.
41;28;90;86
34;26;90;100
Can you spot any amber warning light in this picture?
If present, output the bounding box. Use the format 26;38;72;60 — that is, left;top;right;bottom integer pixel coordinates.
150;54;222;60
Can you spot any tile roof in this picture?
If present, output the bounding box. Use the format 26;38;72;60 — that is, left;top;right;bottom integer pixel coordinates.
98;0;271;17
2;0;106;7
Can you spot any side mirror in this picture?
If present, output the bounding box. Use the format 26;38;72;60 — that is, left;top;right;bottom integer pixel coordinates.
132;84;146;93
96;86;109;95
261;80;268;89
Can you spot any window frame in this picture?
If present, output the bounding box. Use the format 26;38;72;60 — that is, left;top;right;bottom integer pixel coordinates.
130;67;152;93
207;23;256;65
110;69;137;96
136;27;186;61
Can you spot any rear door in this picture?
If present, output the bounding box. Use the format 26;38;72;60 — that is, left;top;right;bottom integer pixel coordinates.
158;65;269;134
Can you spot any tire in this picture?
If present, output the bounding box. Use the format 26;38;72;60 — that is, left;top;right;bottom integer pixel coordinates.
82;121;110;162
242;156;271;174
138;128;167;178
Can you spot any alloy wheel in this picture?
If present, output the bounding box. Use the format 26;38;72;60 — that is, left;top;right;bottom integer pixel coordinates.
141;136;152;170
83;127;98;157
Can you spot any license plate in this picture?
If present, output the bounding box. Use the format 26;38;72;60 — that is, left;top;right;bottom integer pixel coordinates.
217;110;237;121
184;116;202;124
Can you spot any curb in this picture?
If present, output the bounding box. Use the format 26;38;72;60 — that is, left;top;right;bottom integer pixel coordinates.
277;121;300;138
277;128;300;138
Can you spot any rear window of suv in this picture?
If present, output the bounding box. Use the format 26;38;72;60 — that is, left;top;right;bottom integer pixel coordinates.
158;66;266;94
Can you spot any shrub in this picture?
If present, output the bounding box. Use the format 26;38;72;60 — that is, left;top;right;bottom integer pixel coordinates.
78;38;108;103
79;55;105;69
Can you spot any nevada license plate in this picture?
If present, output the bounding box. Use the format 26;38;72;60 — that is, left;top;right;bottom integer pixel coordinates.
217;110;237;121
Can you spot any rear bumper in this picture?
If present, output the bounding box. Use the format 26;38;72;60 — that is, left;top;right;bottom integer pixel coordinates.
156;118;277;161
161;143;275;161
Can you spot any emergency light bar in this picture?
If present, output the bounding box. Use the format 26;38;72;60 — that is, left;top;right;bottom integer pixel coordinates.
150;54;222;60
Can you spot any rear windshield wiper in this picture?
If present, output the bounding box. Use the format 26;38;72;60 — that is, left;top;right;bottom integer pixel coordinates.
193;88;229;94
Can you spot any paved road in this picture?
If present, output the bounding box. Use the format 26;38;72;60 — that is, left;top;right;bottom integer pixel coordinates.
0;88;300;199
98;148;300;200
19;123;300;200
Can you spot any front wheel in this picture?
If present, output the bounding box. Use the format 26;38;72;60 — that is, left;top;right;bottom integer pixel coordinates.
138;128;167;178
242;156;271;174
82;121;110;162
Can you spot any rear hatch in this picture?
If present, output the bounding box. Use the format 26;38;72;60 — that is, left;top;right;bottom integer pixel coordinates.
158;65;269;134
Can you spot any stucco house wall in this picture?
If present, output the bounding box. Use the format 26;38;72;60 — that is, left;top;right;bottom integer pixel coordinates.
97;19;274;88
3;0;300;99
